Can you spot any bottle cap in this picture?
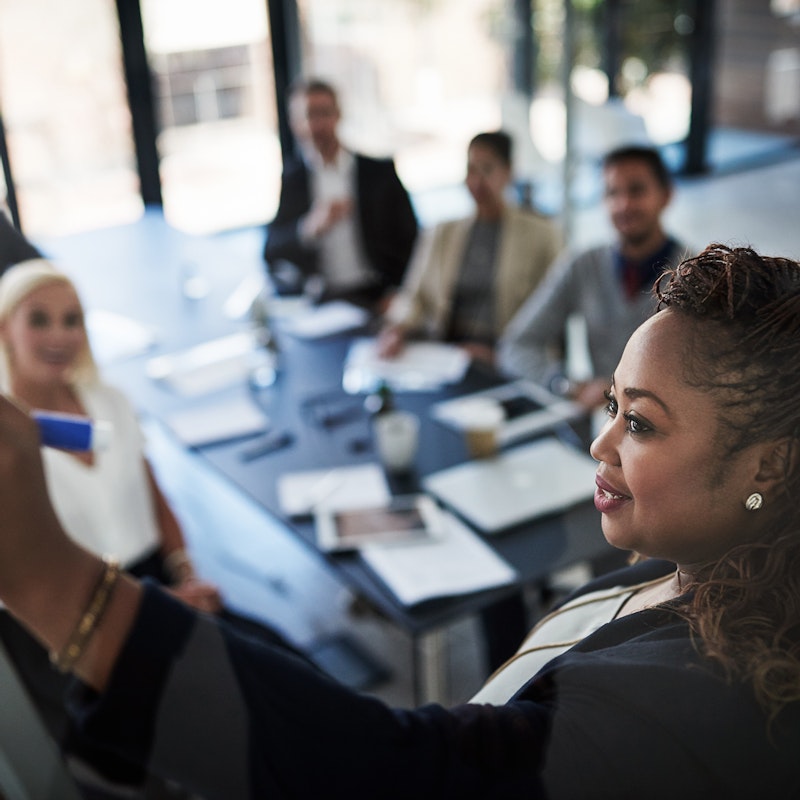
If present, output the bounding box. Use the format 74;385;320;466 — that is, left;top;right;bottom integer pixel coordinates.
92;420;113;452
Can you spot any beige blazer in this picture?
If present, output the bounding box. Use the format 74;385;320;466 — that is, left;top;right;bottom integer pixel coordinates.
387;206;561;340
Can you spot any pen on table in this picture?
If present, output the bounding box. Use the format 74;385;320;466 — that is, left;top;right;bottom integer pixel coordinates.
304;468;346;510
239;429;294;462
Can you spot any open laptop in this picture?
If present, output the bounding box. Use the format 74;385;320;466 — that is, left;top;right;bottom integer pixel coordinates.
422;436;598;534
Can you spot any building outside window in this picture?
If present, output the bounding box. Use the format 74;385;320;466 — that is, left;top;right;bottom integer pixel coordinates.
140;0;281;234
0;0;141;237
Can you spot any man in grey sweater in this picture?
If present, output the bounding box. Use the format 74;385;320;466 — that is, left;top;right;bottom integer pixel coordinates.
498;145;690;410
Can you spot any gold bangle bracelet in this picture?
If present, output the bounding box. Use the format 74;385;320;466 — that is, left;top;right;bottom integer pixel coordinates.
50;556;121;674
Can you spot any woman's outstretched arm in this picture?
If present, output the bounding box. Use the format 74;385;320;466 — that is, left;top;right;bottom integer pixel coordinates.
0;394;142;691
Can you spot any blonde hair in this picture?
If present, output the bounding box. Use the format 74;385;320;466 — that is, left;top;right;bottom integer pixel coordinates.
0;259;99;390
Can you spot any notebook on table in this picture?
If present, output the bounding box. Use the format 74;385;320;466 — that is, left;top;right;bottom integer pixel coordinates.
422;436;598;534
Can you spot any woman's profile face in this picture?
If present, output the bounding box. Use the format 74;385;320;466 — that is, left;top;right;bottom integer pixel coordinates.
2;282;87;388
465;143;511;213
589;310;763;567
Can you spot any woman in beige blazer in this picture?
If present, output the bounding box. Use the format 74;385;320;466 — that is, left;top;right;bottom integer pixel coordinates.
379;131;561;364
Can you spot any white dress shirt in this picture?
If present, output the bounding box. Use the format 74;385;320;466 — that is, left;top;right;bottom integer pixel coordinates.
305;148;375;290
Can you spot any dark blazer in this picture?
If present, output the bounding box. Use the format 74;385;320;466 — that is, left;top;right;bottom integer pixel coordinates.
0;214;42;275
71;561;800;798
263;152;418;295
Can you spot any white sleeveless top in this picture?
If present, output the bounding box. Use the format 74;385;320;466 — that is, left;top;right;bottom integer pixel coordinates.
470;577;665;705
41;382;161;567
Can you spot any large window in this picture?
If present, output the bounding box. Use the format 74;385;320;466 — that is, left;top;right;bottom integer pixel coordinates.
292;0;698;219
296;0;522;224
2;1;787;241
140;0;282;233
530;0;694;160
0;0;142;237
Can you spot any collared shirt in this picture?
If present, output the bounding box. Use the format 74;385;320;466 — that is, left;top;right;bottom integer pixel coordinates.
614;236;677;299
498;238;691;384
306;148;376;291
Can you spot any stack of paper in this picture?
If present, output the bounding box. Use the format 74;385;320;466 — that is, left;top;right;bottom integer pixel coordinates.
342;338;470;393
146;331;275;396
360;511;517;607
86;309;158;365
276;463;391;517
280;301;370;339
164;394;270;448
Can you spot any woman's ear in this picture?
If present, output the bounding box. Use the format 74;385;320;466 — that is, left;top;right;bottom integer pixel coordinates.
754;437;799;492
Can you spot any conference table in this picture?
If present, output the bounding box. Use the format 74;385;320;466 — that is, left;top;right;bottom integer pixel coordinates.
197;332;609;624
41;209;619;703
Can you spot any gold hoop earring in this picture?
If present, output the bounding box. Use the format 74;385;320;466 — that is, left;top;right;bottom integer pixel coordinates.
744;492;763;511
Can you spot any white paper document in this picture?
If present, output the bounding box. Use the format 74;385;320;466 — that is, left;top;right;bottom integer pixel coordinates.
280;300;370;339
360;510;518;607
164;394;270;448
86;309;158;365
342;338;470;393
276;463;392;517
223;272;267;320
146;331;275;396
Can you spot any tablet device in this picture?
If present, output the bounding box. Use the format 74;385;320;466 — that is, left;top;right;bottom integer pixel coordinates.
429;379;586;445
315;495;441;552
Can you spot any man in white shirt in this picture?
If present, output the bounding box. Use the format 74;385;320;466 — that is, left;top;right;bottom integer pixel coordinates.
263;78;418;310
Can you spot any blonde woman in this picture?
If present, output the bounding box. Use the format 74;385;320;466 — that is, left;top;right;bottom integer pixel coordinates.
0;259;220;607
0;259;293;789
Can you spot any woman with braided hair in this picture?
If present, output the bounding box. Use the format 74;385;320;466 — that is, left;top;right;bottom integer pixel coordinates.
0;243;797;798
649;244;800;725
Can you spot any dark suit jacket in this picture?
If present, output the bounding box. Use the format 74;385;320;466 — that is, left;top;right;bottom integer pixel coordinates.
0;214;42;275
263;152;418;296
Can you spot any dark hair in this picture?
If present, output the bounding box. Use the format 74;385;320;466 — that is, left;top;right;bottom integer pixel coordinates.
655;243;800;724
469;131;513;167
287;76;338;105
602;144;672;190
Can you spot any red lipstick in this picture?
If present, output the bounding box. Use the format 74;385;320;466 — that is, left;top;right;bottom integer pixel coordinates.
594;474;631;514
